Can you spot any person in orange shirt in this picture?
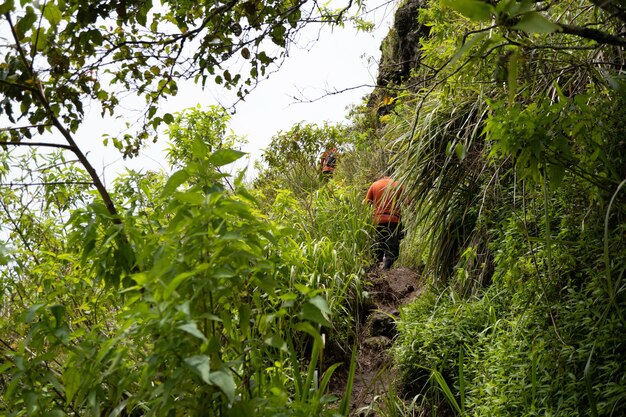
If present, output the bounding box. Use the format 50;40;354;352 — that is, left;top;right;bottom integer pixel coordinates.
320;147;338;177
365;173;407;270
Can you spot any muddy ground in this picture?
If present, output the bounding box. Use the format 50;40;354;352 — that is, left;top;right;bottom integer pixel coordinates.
331;266;423;416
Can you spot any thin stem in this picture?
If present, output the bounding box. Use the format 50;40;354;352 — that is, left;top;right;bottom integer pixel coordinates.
0;181;93;187
0;198;41;265
603;177;626;302
0;141;74;151
559;23;626;46
0;124;53;133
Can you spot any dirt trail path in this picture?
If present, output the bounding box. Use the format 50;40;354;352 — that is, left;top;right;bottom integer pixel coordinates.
333;266;423;416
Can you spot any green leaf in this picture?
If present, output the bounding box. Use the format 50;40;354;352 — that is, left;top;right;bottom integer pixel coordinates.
257;51;272;65
509;0;534;16
161;169;189;197
450;32;487;65
178;321;207;342
164;263;209;298
432;370;462;414
63;365;82;403
301;301;332;327
294;322;322;342
163;113;174;124
270;24;286;47
455;143;466;160
507;49;519;105
32;28;47;51
0;0;14;14
227;401;254;417
264;335;288;351
49;304;65;328
338;343;358;415
294;283;310;294
512;12;560;34
604;74;626;100
546;163;565;191
213;267;235;278
184;355;211;384
209;369;236;402
25;391;38;414
164;271;195;299
25;303;45;323
174;191;204;205
43;3;62;25
207;149;246;167
107;400;129;417
239;304;250;336
287;8;301;27
495;0;515;14
15;7;37;40
131;272;149;285
137;4;148;26
0;243;10;266
584;345;599;417
46;409;66;417
308;295;331;315
442;0;494;22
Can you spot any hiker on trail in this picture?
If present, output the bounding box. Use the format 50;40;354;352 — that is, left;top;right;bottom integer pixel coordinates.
320;146;338;177
365;172;407;270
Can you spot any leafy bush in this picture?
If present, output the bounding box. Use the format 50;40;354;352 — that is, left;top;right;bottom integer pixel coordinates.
258;183;374;361
0;143;351;416
394;181;626;416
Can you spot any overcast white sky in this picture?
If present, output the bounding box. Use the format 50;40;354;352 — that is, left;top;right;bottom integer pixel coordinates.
77;0;397;184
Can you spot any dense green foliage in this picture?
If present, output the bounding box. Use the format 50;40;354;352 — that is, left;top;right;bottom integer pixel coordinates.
2;0;626;416
386;0;626;416
0;107;380;415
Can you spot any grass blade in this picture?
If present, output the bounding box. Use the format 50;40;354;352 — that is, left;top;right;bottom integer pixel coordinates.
339;343;358;416
431;369;462;415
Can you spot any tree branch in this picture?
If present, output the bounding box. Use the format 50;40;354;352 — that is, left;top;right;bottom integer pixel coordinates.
0;141;74;151
0;181;93;187
560;23;626;47
288;83;376;104
96;0;241;66
0;78;36;91
525;43;600;51
0;124;53;133
5;12;120;219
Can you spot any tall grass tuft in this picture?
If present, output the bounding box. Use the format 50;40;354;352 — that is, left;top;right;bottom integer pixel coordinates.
388;93;492;288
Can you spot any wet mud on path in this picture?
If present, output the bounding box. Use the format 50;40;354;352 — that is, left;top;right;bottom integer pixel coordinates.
331;266;423;416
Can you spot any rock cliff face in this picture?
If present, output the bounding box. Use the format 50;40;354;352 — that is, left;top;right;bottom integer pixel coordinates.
377;0;429;87
368;0;430;112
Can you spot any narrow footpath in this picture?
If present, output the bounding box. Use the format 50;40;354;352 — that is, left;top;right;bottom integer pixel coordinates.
333;266;423;416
